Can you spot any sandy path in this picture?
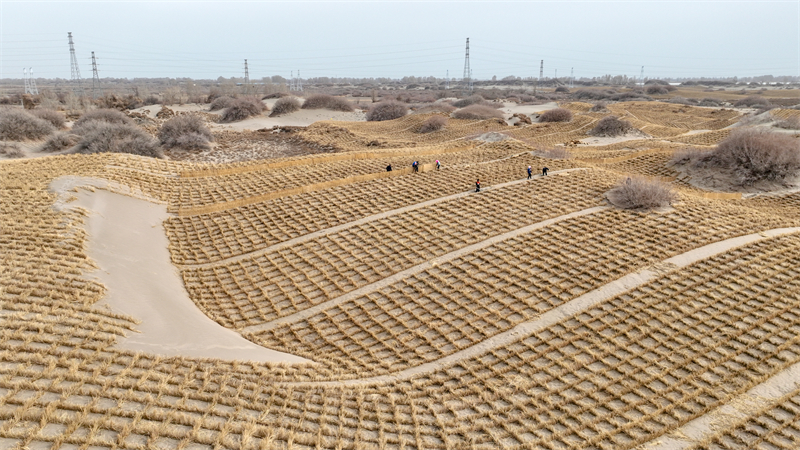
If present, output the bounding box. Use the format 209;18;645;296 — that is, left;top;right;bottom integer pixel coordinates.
50;176;310;364
277;227;800;387
637;361;800;450
242;205;609;335
179;168;587;270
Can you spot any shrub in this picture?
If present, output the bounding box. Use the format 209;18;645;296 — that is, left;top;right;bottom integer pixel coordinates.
452;104;504;120
734;95;771;108
775;115;800;130
0;109;55;140
0;142;24;158
71;122;162;158
366;100;408;121
573;89;611;101
606;176;677;209
539;108;573;123
413;102;456;114
590;102;608;112
589;115;634;137
220;97;266;123
609;91;653;102
697;98;722;107
158;114;213;150
73;108;133;129
452;95;485;108
209;96;235;111
417;115;447;133
667;97;697;105
269;97;301;117
262;92;289;100
645;85;669;95
39;132;80;153
30;109;65;129
554;86;570;93
689;128;800;185
301;94;354;112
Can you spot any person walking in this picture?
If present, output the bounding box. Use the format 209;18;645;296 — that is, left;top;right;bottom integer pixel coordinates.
386;164;392;172
412;161;419;173
436;160;440;170
527;166;533;179
542;166;549;176
475;179;481;192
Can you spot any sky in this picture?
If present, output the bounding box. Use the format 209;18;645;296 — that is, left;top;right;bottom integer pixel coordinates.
1;1;798;81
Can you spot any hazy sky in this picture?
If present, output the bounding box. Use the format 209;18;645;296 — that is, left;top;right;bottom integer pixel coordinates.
1;1;798;81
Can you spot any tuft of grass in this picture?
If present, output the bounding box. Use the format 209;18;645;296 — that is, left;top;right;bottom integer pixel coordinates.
220;97;267;123
606;176;677;209
452;95;486;108
209;96;236;111
30;109;66;129
0;141;24;158
39;132;80;153
301;94;354;112
158;114;213;150
452;104;504;120
589;115;634;137
269;97;301;117
539;108;573;123
71;122;163;158
677;128;800;185
366;100;408;122
417;115;447;133
0;108;55;140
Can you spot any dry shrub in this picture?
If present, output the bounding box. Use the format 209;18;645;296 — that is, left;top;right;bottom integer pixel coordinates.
683;128;800;185
452;95;485;108
39;132;80;153
0;109;55;140
96;93;143;111
774;115;800;130
539;108;573;123
413;102;456;114
158;114;213;150
607;176;677;209
734;95;771;108
645;85;669;95
220;97;266;123
262;92;289;100
535;147;571;159
554;86;570;93
30;109;66;129
590;102;609;112
301;94;354;112
73;109;133;129
269;97;301;117
452;104;504;120
366;100;408;121
71;122;162;158
209;96;236;111
0;142;24;158
698;98;722;107
417;115;447;133
589;115;634;137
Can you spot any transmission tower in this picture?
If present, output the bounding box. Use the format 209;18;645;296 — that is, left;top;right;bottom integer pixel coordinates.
462;38;471;95
539;60;544;82
244;59;250;92
446;70;449;90
23;69;30;95
289;71;295;91
640;66;645;86
30;68;38;95
91;52;100;98
297;70;302;92
570;67;574;88
68;32;85;98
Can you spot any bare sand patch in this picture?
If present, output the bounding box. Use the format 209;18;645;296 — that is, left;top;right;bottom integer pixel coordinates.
49;176;309;364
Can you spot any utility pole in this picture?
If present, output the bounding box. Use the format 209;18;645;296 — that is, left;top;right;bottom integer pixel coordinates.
462;37;471;96
640;66;645;86
555;69;557;83
446;70;449;90
91;52;100;99
297;70;302;92
68;32;85;98
536;59;543;94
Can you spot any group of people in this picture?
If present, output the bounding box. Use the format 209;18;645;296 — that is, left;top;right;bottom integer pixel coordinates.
386;159;549;193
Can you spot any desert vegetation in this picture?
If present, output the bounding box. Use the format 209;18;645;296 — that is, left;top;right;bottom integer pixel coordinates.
301;94;355;112
606;175;677;209
158;114;214;150
38;132;80;153
220;97;267;122
71;121;163;157
0;141;23;158
538;107;573;123
589;114;635;136
452;104;504;120
29;108;65;129
416;115;447;133
269;96;301;117
209;95;236;111
0;108;55;140
365;100;408;121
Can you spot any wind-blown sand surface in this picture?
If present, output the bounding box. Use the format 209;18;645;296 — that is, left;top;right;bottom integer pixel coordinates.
50;176;309;363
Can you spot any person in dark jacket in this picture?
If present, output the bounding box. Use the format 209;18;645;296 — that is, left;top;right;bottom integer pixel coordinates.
527;166;533;179
475;179;481;192
542;166;549;176
412;161;419;173
386;164;392;172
